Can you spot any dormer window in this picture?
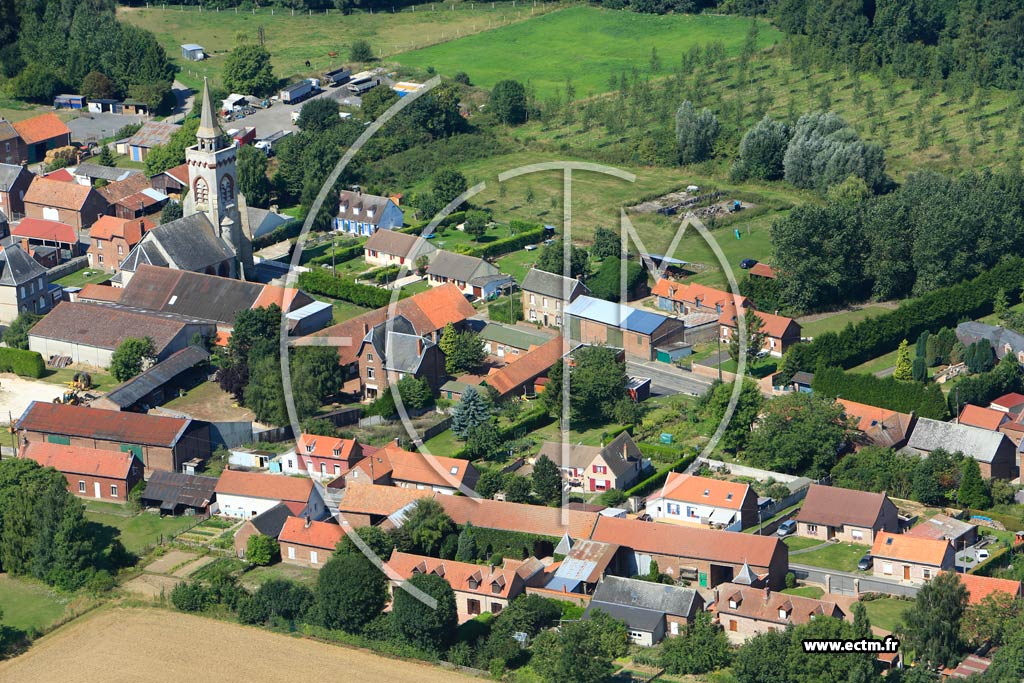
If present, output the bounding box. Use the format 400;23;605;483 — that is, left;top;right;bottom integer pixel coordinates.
468;578;479;590
779;608;789;619
726;493;733;501
703;489;710;497
729;599;738;609
333;447;341;457
305;443;314;453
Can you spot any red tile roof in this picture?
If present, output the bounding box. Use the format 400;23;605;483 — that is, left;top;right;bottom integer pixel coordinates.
24;176;101;211
12;113;70;145
214;469;314;503
718;306;798;339
749;263;777;279
253;284;301;311
296;434;361;462
958;404;1008;431
650;473;753;510
387;550;526;599
335;483;434;518
836;399;901;432
13;217;77;244
870;532;952;567
88;216;152;244
163;163;190;185
350;443;476;489
990;392;1024;411
715;583;844;627
22;441;137;479
42;168;74;183
956;572;1023;606
651;279;749;310
77;283;124;302
17;402;190;447
278;516;345;550
485;336;564;397
439;495;600;540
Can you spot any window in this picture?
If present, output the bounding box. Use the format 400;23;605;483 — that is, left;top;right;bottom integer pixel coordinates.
882;562;893;576
594;465;607;474
491;602;502;614
311;551;319;565
778;608;789;619
636;334;643;345
666;503;680;515
117;245;123;255
729;620;737;632
367;353;373;362
98;255;104;265
334;464;340;475
687;506;697;518
219;175;234;205
110;484;118;497
194;177;209;204
594;480;607;491
366;367;374;379
78;480;86;493
287;459;293;468
542;297;548;308
851;529;863;541
529;294;536;305
287;547;296;560
807;524;818;535
728;599;738;609
97;241;103;250
922;569;931;580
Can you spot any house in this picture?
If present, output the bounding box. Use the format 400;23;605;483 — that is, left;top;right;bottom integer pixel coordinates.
719;308;801;358
334;483;435;528
0;163;34;217
748;263;777;280
956;322;1024;364
12;113;71;164
23;176;109;231
989;392;1024;414
646;473;759;531
149;163;190;199
334;189;404;236
214;469;326;520
386;550;531;618
70;163;141;187
521;268;590;327
958;404;1009;431
21;441;143;503
652;280;751;317
538;431;645;494
181;44;206;61
905;417;1019;479
794;484;899;544
905;514;978;550
478;323;552;359
282;434;368;479
126;121;180;162
0;120;27;165
870;532;955;583
0;244;52;323
591;516;789;589
715;583;846;645
139;470;218;516
356;315;445;400
16;401;210;475
837;398;915;449
582;576;704;646
279;516;345;569
484;335;564;400
566;296;687;361
427;250;511;300
956;572;1023;606
436;493;601;548
91;345;211;412
87;216;152;271
13;217;81;262
109;188;168;221
363;229;436;268
28;301;213;368
345;442;480;494
543;538;619;594
233;502;293;557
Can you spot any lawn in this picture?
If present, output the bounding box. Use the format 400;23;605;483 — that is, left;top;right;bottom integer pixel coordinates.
396;7;779;99
240;563;320;589
496;247;541;283
793;541;870;573
310;294;374;325
782;535;821;550
120;2;559;91
718;357;777;378
84;507;198;554
860;598;911;633
53;269;113;288
421;427;463;457
800;304;895;338
0;574;71;633
40;367;118;392
851;349;899;376
163;380;255;422
782;585;824;599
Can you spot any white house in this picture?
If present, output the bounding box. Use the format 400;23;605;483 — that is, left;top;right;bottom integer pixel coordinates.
334;189;404;236
213;469;325;520
645;473;759;531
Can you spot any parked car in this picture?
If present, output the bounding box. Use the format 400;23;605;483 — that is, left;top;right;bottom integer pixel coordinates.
739;258;758;269
777;520;796;537
977;549;990;560
755;349;770;359
524;244;537;251
857;554;873;571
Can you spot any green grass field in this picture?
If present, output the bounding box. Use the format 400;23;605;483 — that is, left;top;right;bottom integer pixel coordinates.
0;575;70;633
860;598;910;633
84;507;197;554
782;585;824;599
851;349;899;376
40;367;118;392
53;269;113;288
396;7;779;98
800;304;894;338
793;541;870;572
782;536;821;551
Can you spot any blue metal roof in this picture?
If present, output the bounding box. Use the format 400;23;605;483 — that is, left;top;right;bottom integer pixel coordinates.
565;296;669;334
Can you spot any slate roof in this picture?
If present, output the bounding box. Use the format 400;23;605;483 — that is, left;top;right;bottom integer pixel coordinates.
566;296;674;335
590;575;702;619
584;601;664;633
795;484;892;528
73;163;140;183
383;331;434;374
0;245;47;285
117;265;264;325
17;401;191;447
140;470;218;511
28;301;192;354
521;268;589;300
427;250;499;283
906;417;1011;464
0;121;18;142
957;321;1024;360
12;113;70;145
101;345;210;409
121;213;233;274
478;323;551;351
337;190;395;227
364;229;435;259
245;502;295;537
127;121;180;149
23;441;137;479
0;163;28;191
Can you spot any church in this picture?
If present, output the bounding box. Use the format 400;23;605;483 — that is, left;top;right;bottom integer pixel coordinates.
117;79;255;286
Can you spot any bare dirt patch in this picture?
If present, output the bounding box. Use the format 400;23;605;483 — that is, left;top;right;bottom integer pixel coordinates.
0;608;476;683
160;381;255;422
173;555;218;578
0;374;65;423
120;574;181;599
143;550;198;575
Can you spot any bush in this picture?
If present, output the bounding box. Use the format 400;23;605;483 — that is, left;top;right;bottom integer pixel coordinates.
488;298;523;324
246;534;279;566
0;348;45;378
625;455;697;498
170;582;211;612
464;226;545;259
297;270;391;308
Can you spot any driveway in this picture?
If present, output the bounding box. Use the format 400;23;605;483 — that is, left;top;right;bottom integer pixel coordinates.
67;113;145;145
626;359;712;397
231;85;363;140
790;563;921;598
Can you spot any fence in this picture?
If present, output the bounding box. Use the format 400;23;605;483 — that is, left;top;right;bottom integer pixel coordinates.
47;255;90;282
697;458;806;484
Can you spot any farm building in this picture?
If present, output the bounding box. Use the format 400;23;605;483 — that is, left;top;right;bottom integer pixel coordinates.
0;121;27;166
478;322;552;359
71;163;141;186
483;335;564;400
905;417;1019;479
149;163;190;199
566;296;686;361
140;470;218;516
86;99;120;114
21;441;143;504
181;44;205;61
126;121;180;162
23;175;109;231
12;113;71;164
53;94;85;110
214;469;327;520
13;217;81;262
91;345;210;412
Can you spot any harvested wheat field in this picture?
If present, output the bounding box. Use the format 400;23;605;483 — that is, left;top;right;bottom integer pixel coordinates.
0;607;475;683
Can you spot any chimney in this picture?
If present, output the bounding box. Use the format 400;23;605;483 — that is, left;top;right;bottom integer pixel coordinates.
393;437;400;446
270;204;279;214
304;514;311;528
362;322;369;335
763;586;771;603
20;237;29;253
417;338;424;355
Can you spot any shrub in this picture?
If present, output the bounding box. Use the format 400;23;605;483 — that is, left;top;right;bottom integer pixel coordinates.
488;298;523;324
0;348;45;378
297;270;391;308
245;534;279;566
170;582;211;612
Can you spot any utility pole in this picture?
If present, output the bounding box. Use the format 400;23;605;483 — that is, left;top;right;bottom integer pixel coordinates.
331;232;337;276
716;332;722;382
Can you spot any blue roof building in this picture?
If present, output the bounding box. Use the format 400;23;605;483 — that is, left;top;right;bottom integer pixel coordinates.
565;295;686;361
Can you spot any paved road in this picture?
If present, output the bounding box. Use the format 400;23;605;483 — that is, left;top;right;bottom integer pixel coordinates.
67;113;145;145
231;85;364;141
626;359;713;397
790;563;921;598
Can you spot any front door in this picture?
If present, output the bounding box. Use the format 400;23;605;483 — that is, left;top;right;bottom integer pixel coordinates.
903;565;910;580
543;313;549;326
93;482;101;499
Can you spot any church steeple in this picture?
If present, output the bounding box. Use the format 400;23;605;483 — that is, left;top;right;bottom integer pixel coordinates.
196;78;221;151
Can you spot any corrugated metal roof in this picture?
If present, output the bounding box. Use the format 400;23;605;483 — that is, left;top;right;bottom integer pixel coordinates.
566;296;671;335
101;345;210;408
141;470;218;510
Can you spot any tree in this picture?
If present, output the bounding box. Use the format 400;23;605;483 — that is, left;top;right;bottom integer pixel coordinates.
335;525;394;560
80;70;115;100
476;470;505;499
402;499;454;556
532;611;626;683
746;392;851;477
786;616;875;683
532;454;562;505
291;346;346;407
591;227;619;260
565;346;627;423
439;323;485;375
732;115;790;181
912;449;960;506
171;582;211;612
236;144;271;209
455;523;477;562
783;111;887;192
360;86;400;121
732;629;791;683
394;375;433;410
463;209;488;241
110;336;155;382
392;572;458;653
659;612;731;675
728;311;766;368
586;259;645;303
1;312;41;350
502;473;533;503
894;339;913;381
902;571;968;668
536;241;589;280
349;39;373;62
489;79;527;125
961;590;1021;648
912;356;928;382
160;200;183;225
316;553;388;632
451;387;492;438
244;351;287;426
223;44;276;97
96;145;115;167
675;100;720;164
245;534;279;566
957;458;991;509
240;578;314;626
431;169;468;212
301;417;336;437
994;288;1010;321
296;97;341;133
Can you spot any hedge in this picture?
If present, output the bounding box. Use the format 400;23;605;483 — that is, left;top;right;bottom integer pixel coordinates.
636;441;684;462
791;257;1024;371
625;454;697;498
0;348;45;378
306;242;365;267
252;218;304;251
297;270;391;308
446;404;554;460
488;298;524;324
465;226;545;259
467;526;557;561
811;366;949;419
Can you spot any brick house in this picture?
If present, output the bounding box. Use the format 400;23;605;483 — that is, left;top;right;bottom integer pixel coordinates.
484;336;564;400
715;583;846;644
23;175;109;231
281;434;369;480
88;216;153;271
278;516;345;569
794;484;899;545
591;516;789;589
646;473;759;531
719;307;801;358
16;401;210;476
345;442;480;494
837;398;915;450
537;430;644;493
214;469;326;520
566;296;687;362
356;315;445;401
652;280;751;317
12;113;71;164
22;441;144;503
363;229;436;269
232;502;294;558
906;418;1019;480
0;163;34;218
0;121;27;166
521;268;590;328
870;532;955;584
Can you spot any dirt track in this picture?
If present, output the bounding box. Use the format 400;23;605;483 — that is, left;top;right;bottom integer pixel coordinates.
0;607;474;683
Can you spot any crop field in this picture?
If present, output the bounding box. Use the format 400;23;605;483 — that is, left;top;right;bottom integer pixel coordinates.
0;608;475;683
396;7;779;98
119;2;559;91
